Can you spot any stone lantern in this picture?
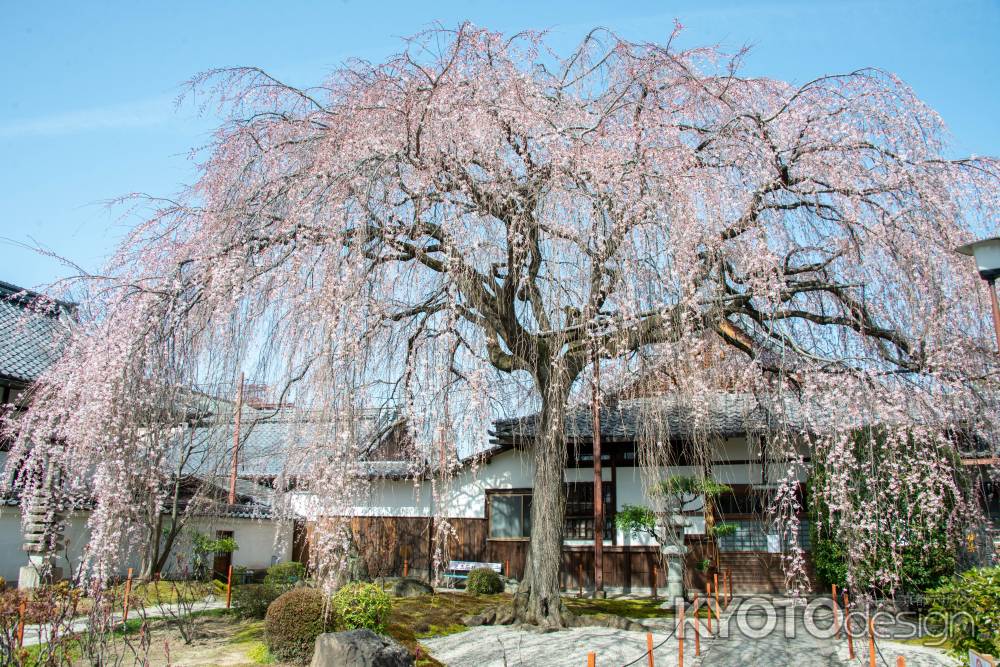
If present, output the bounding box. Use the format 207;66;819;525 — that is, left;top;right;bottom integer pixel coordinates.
656;497;689;603
18;460;65;589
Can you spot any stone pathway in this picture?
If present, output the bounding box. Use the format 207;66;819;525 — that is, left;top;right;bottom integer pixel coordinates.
20;598;227;647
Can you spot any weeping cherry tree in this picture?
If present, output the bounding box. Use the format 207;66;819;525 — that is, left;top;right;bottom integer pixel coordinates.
6;24;1000;627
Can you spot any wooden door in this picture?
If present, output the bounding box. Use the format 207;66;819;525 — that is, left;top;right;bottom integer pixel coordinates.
212;530;234;581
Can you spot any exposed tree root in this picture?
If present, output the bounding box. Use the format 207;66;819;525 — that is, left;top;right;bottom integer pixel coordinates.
462;592;648;632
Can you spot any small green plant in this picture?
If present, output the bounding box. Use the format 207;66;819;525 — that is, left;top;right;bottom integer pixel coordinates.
190;532;239;580
332;582;392;633
465;568;503;595
264;587;334;664
232;583;283;620
926;566;1000;658
246;642;275;664
263;561;306;590
695;558;712;572
708;522;737;538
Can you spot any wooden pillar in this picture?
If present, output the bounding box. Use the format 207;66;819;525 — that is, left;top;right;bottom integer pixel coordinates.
591;350;604;595
228;372;244;505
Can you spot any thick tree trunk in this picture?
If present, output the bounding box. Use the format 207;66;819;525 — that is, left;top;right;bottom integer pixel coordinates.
518;380;573;627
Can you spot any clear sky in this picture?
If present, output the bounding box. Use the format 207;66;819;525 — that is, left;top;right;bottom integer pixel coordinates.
1;0;998;290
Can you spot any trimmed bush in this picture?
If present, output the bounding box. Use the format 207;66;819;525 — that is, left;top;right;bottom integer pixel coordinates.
264;587;334;664
331;582;392;634
465;567;503;595
926;566;1000;658
264;561;306;589
232;583;282;620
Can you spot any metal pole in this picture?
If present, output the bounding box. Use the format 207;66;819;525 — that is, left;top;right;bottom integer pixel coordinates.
592;347;604;597
988;278;1000;352
228;372;244;505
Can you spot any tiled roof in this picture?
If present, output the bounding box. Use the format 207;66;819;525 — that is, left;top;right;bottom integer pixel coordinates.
183;407;430;480
0;281;73;384
491;392;814;444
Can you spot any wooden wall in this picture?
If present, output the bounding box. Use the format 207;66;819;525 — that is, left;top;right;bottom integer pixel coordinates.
300;517;815;594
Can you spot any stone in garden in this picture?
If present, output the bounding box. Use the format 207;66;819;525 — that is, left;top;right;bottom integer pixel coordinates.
311;630;414;667
392;577;433;597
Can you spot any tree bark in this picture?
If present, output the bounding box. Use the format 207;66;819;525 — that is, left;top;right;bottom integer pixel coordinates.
517;376;573;627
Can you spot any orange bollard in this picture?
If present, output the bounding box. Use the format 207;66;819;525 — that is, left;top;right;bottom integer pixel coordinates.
403;559;408;577
677;603;684;667
652;566;658;600
844;592;854;659
713;572;719;613
868;616;876;667
587;651;596;667
897;657;905;667
646;631;654;667
706;583;713;633
727;568;733;604
226;564;234;609
831;584;839;636
17;599;25;648
122;567;134;622
579;562;585;597
505;559;510;578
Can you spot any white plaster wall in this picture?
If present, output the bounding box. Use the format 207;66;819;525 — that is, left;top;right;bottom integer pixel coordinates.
0;510;23;584
0;506;292;586
290;437;808;550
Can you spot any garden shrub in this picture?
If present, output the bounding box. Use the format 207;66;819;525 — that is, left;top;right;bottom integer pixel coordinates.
264;561;306;589
465;568;503;595
264;587;334;664
926;566;1000;658
331;582;392;633
232;583;282;620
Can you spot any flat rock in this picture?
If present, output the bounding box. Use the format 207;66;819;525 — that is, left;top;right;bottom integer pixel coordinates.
311;630;413;667
392;577;433;597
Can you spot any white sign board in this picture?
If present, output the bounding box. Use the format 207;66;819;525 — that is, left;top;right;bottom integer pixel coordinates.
970;649;997;667
766;533;782;553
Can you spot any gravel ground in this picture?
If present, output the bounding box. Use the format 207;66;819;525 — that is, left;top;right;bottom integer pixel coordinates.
422;601;960;667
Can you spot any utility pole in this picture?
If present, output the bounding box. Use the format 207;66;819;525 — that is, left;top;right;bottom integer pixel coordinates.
592;347;604;598
228;372;244;505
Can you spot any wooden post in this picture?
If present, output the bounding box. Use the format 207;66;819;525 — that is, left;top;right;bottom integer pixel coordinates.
713;572;720;617
122;567;134;622
844;592;854;659
229;372;244;505
651;565;658;599
403;559;409;577
831;584;839;636
677;603;684;667
727;568;732;603
646;632;654;667
706;583;712;633
591;349;604;596
579;562;585;597
505;559;510;578
868;616;876;667
226;564;234;609
17;599;25;648
587;651;596;667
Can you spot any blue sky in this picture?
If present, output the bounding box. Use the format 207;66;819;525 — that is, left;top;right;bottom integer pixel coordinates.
2;0;998;290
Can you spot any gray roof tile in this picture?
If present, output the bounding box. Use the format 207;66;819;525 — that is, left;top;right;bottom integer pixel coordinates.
0;281;72;384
